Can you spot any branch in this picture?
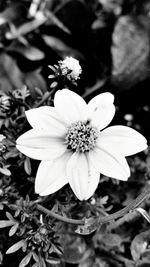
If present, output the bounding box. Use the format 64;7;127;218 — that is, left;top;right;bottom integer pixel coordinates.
37;204;85;225
36;188;150;227
98;187;150;224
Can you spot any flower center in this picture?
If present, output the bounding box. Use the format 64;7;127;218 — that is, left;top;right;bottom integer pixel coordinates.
65;121;99;152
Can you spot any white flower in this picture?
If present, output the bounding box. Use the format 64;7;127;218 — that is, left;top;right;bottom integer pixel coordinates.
16;89;147;201
58;57;82;80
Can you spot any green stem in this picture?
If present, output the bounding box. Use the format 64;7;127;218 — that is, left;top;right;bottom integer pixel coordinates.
37;204;85;225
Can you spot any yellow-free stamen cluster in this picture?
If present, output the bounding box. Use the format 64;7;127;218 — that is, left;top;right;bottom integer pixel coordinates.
65;121;99;152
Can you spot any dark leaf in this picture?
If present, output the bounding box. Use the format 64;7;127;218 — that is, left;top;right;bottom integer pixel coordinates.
55;0;94;31
111;15;150;89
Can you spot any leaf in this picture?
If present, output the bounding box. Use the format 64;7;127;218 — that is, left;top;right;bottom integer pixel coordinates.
46;257;61;264
75;217;98;235
0;204;4;210
32;252;39;262
9;223;19;236
111;15;150;89
0;251;3;264
0;166;11;176
0;52;47;99
99;233;123;249
136;208;150;223
0;220;15;228
50;244;63;255
7;42;45;61
6;16;47;40
62;235;86;264
6;211;15;220
6;240;26;254
130;230;150;261
19;252;33;267
24;157;32;175
42;35;84;59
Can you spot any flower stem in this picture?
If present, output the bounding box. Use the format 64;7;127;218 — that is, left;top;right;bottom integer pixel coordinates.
36;188;150;227
37;204;85;225
98;187;150;224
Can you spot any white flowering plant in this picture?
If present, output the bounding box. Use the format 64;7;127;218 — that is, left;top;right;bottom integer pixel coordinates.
0;56;150;267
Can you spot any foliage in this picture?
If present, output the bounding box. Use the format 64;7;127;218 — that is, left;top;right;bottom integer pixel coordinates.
1;0;150;267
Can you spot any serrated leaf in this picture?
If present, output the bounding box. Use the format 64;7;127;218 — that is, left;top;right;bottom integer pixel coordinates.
6;240;26;254
9;223;19;236
19;252;33;267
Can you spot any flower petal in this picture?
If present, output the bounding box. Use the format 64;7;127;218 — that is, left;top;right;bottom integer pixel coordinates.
54;89;87;123
100;126;148;156
16;129;66;160
89;145;130;181
88;92;115;130
25;106;66;134
35;152;71;195
85;156;100;200
67;152;89;200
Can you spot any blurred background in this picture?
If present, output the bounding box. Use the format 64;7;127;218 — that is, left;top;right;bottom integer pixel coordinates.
1;0;150;140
